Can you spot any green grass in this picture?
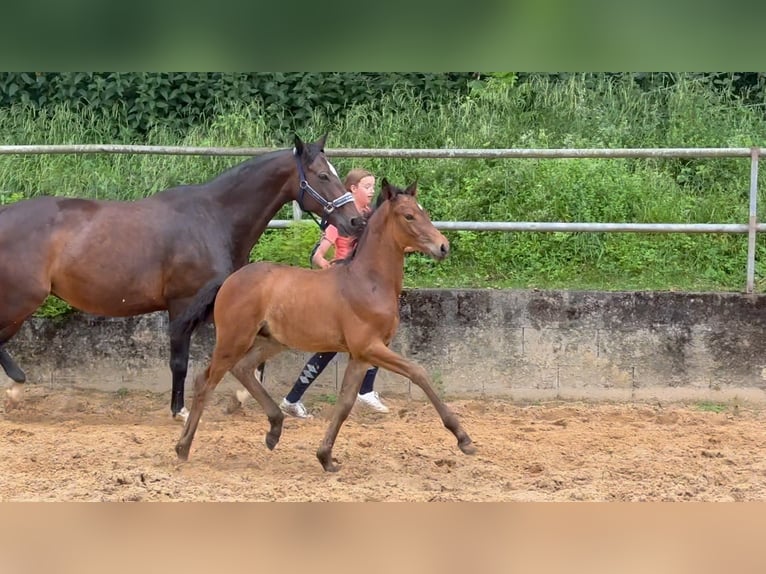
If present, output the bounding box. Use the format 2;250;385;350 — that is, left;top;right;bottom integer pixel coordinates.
314;393;337;405
694;401;728;413
3;74;766;318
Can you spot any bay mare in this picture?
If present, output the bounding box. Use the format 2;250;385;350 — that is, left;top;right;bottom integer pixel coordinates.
175;179;476;471
0;134;364;420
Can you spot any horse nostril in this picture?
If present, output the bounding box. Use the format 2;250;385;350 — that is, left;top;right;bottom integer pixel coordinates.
351;217;366;229
440;243;449;255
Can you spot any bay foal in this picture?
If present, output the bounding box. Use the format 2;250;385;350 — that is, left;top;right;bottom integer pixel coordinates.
175;179;476;471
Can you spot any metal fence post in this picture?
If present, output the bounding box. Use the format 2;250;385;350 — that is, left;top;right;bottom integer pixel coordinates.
747;148;760;293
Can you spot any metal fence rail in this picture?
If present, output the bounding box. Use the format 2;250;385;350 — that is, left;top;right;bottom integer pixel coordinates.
0;145;763;291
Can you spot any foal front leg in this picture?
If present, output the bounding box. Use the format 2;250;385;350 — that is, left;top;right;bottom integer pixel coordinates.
316;359;369;472
366;343;476;456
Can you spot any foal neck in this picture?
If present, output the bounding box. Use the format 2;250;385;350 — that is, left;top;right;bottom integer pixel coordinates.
348;205;406;294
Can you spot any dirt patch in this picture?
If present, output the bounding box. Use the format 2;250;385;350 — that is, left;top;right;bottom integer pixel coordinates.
2;386;765;501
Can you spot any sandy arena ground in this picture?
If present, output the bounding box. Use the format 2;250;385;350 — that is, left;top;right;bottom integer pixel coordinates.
1;385;766;501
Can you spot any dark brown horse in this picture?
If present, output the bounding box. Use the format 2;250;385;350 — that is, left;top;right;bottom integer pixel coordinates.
175;179;476;471
0;134;364;421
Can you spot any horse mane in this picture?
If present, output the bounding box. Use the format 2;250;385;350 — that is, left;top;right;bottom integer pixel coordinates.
207;148;287;186
205;139;325;187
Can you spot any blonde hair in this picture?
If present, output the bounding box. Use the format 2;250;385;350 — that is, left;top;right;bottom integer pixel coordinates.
344;168;374;191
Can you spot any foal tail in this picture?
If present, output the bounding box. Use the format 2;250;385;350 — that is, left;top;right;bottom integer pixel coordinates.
170;277;224;340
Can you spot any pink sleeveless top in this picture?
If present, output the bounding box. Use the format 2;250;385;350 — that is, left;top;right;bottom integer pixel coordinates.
323;225;357;261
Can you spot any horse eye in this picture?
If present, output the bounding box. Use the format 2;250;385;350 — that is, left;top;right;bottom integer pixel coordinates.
318;173;330;181
404;213;415;221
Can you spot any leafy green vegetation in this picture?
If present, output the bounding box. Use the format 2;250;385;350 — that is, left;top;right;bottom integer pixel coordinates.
2;73;766;318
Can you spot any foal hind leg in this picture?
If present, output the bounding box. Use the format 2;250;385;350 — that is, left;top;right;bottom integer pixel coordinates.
365;342;476;456
230;339;285;450
316;359;369;472
234;362;265;407
175;325;260;460
175;357;236;461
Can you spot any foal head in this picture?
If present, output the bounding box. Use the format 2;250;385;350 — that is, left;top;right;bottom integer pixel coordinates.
378;179;449;260
293;134;365;237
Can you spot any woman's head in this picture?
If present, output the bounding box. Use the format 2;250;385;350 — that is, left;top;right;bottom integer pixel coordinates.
345;168;375;210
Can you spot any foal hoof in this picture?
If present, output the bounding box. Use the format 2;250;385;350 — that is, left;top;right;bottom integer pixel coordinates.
264;432;280;451
172;407;190;424
175;443;190;461
317;450;341;472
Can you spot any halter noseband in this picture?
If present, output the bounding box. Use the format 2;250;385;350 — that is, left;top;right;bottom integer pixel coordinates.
294;149;354;230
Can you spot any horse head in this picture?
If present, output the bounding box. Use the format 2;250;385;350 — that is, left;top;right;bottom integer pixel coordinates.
293;134;365;237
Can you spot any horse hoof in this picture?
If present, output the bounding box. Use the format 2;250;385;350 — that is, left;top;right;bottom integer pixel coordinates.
459;441;477;455
5;383;23;404
173;407;190;424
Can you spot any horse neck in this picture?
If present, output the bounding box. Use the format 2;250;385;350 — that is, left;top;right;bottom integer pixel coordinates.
211;150;295;262
348;209;406;296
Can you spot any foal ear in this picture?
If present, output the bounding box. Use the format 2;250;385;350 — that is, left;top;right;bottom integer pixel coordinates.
379;178;395;202
404;180;418;197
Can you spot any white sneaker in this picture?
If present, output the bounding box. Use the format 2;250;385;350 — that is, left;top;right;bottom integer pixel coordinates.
356;391;389;413
280;398;311;419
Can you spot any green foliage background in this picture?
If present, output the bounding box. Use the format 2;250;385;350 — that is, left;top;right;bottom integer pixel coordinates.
1;72;766;317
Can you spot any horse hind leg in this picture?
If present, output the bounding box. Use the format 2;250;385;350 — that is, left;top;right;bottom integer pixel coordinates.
0;315;35;383
230;337;286;451
168;328;193;422
1;288;50;406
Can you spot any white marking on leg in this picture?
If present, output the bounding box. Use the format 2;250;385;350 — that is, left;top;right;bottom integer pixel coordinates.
236;389;250;406
5;382;23;404
173;406;190;423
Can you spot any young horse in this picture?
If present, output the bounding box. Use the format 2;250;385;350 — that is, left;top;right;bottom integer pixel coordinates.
175;179;476;471
0;134;364;421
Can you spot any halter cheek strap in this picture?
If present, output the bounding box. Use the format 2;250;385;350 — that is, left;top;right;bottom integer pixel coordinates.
294;150;354;230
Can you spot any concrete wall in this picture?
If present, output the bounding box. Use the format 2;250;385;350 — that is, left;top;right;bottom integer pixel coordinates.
6;289;766;403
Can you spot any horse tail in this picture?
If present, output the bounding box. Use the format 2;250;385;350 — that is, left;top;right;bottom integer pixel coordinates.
170;277;224;340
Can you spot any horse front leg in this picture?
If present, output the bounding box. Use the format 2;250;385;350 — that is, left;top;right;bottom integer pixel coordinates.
365;342;476;456
316;359;369;472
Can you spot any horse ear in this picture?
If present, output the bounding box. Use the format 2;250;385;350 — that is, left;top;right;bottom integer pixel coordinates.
404;180;418;197
294;135;305;156
317;133;328;151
